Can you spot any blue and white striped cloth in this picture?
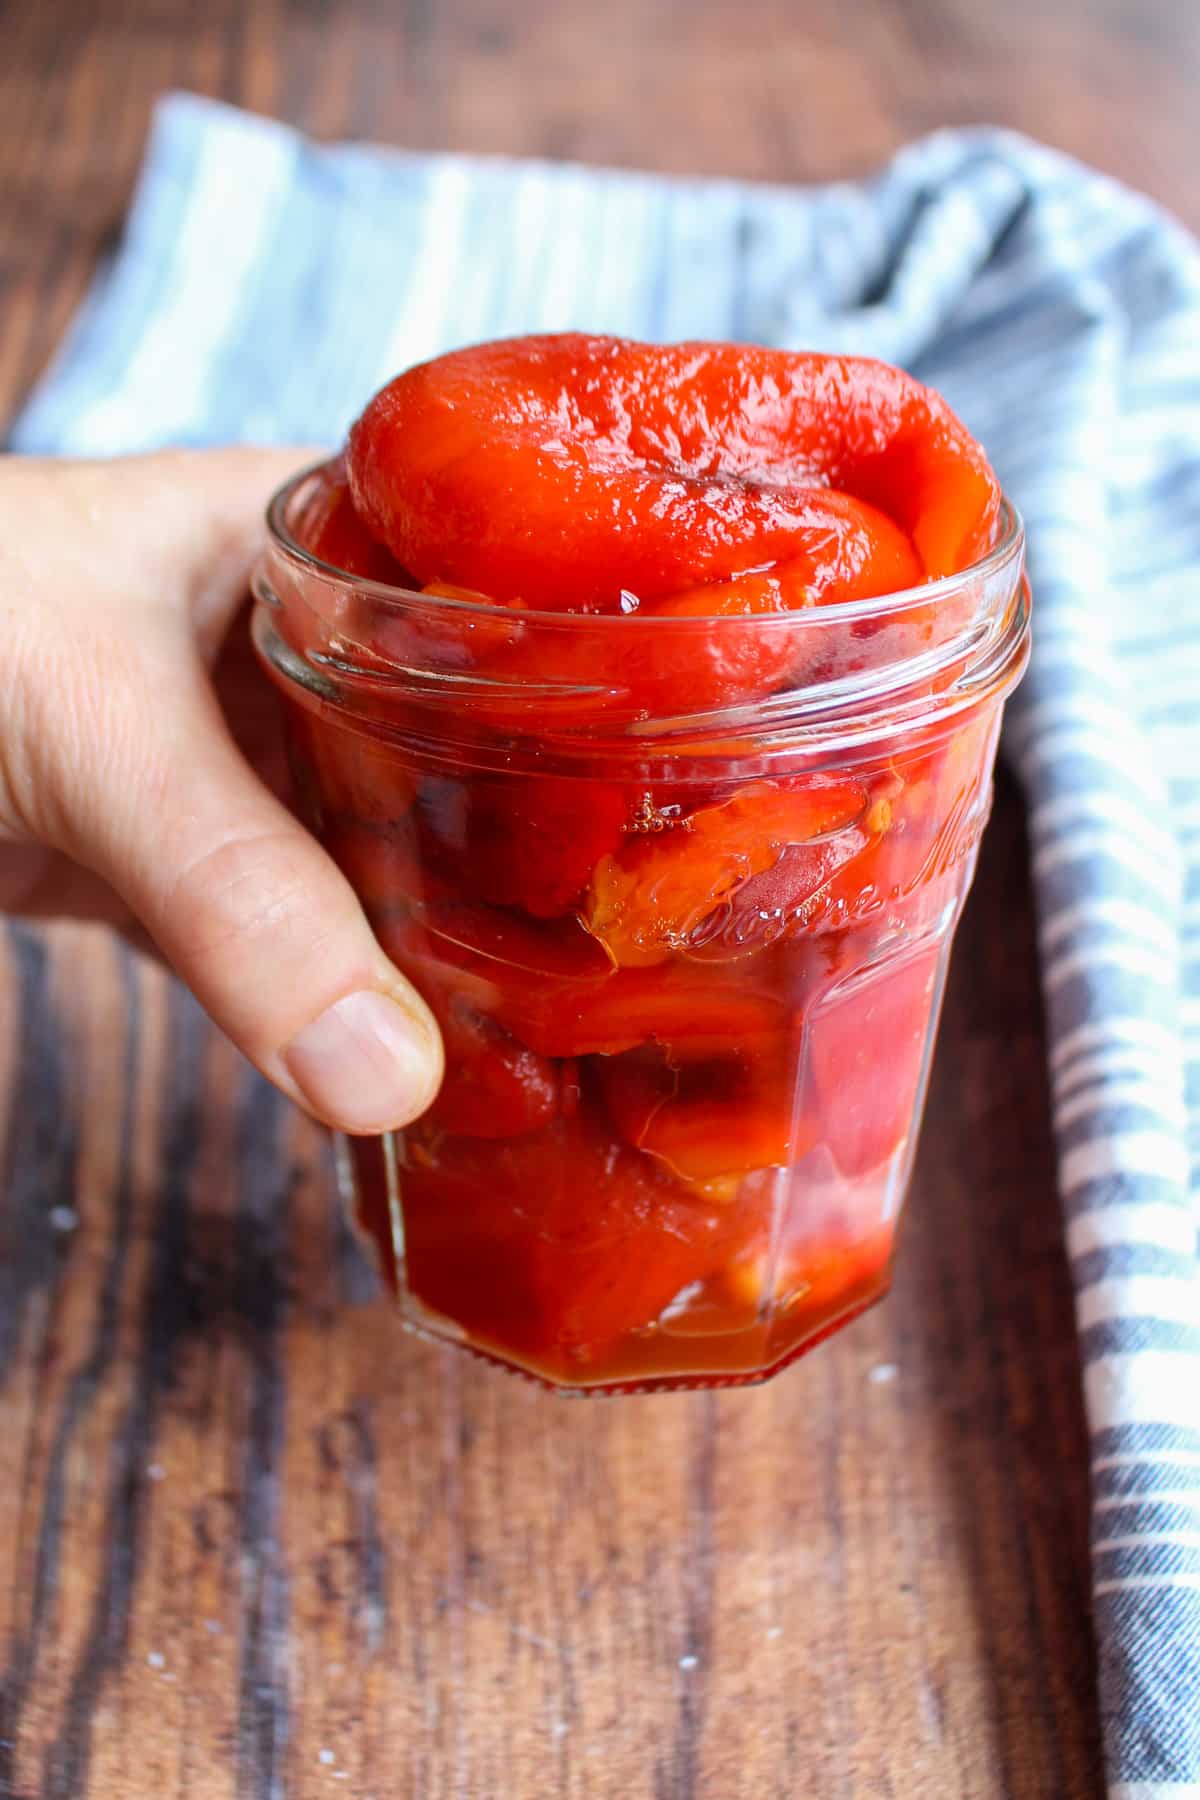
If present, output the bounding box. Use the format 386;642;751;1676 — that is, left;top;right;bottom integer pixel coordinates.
11;94;1200;1792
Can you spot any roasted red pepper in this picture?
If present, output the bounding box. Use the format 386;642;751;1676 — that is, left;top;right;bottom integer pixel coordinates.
397;1111;758;1367
583;777;870;966
599;1047;814;1188
271;333;1011;1390
347;336;995;608
414;770;630;920
292;455;413;585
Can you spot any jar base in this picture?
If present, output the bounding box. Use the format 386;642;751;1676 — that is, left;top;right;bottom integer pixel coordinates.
389;1284;890;1396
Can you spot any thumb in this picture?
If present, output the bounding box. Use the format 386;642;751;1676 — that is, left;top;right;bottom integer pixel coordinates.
73;656;444;1134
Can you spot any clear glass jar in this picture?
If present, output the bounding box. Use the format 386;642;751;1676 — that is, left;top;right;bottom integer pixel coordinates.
253;467;1029;1394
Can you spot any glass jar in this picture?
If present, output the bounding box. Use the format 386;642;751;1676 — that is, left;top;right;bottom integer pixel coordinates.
253;467;1029;1394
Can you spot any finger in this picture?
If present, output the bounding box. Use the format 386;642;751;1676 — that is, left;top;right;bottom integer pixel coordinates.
59;654;443;1134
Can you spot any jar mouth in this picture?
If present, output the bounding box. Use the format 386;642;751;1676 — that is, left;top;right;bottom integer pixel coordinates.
257;463;1028;758
265;461;1024;630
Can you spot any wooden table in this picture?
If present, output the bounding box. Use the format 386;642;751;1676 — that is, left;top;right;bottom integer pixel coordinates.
1;3;1194;1795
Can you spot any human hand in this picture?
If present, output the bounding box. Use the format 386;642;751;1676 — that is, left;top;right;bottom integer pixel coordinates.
0;449;443;1132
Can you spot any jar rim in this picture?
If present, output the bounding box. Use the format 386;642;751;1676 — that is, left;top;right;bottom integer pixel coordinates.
265;461;1025;629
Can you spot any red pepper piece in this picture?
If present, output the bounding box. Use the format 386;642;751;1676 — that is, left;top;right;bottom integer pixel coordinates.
407;602;807;724
650;494;922;618
347;335;997;611
600;1048;815;1185
399;1111;754;1365
736;718;995;941
374;901;562;1137
807;945;946;1177
415;771;630;919
375;902;787;1059
291;455;414;584
864;716;997;905
360;500;923;726
719;1187;897;1337
583;777;868;967
362;584;815;726
698;772;897;945
319;818;458;917
422;992;561;1139
284;706;416;826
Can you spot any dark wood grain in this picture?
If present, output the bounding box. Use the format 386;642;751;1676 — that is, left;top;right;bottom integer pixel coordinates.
2;1;1195;1793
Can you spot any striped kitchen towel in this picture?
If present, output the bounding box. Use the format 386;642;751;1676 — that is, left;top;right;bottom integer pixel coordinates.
11;93;1200;1793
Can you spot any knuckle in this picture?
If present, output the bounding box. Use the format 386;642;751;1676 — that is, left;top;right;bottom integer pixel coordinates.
161;827;338;966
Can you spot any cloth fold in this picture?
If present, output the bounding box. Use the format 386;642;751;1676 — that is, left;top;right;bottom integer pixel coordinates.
12;93;1200;1793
